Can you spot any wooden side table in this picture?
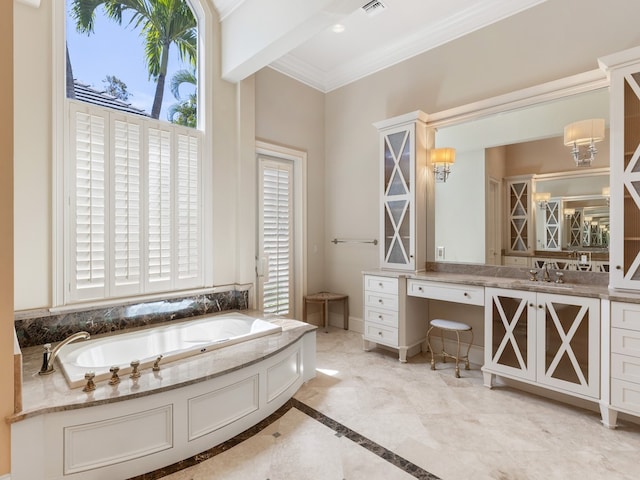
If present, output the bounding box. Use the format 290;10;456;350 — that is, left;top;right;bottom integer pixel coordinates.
303;292;349;332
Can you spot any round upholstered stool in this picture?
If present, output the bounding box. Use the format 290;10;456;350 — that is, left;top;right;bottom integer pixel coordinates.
427;319;473;378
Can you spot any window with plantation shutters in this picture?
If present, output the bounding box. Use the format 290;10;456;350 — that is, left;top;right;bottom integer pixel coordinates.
258;158;294;315
66;101;202;303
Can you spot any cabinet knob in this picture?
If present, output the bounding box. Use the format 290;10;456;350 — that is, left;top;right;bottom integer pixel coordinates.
378;331;383;336
538;305;543;309
463;292;469;297
616;265;622;270
529;303;535;308
378;299;383;304
418;287;423;291
378;282;383;287
378;315;383;320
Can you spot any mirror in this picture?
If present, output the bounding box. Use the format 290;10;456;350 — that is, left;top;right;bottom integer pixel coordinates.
433;86;610;267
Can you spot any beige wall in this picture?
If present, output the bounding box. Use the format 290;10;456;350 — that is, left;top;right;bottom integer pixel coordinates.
254;68;326;297
1;0;13;473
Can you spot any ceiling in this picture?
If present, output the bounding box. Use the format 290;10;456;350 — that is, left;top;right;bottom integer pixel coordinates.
212;0;548;92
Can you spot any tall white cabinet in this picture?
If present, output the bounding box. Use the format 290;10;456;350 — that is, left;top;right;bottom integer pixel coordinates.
373;111;433;271
599;46;640;426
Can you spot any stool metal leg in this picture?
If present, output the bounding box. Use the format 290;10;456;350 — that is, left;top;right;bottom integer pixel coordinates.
427;326;436;370
454;331;461;378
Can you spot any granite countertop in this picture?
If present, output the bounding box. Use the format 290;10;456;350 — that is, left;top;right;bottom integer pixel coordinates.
362;268;640;301
8;312;316;424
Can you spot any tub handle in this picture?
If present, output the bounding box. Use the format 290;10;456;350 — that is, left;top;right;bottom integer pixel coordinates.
130;360;141;379
83;371;96;393
152;355;164;372
108;366;120;385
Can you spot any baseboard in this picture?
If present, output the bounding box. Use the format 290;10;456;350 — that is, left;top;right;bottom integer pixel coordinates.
0;473;12;480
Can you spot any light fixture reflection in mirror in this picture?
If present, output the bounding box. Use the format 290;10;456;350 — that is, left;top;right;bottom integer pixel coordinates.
563;118;605;167
430;147;455;183
533;191;551;209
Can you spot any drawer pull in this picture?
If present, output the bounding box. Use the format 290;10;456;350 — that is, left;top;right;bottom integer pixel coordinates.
378;299;384;304
529;303;535;308
418;286;423;291
463;292;469;297
378;282;383;287
378;315;383;320
378;331;383;336
538;304;543;309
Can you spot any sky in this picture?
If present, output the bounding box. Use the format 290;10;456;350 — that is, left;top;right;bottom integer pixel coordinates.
65;0;196;121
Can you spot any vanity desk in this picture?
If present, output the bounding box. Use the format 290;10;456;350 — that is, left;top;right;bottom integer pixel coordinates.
361;267;635;426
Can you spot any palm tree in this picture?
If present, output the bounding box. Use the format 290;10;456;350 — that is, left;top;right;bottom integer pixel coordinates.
70;0;197;119
167;68;196;127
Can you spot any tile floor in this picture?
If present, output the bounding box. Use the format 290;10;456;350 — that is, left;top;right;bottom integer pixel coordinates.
149;327;640;480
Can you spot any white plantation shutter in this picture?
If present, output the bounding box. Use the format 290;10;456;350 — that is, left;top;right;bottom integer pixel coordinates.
71;105;107;299
147;127;173;290
66;100;203;303
259;159;293;315
176;131;201;286
111;116;142;295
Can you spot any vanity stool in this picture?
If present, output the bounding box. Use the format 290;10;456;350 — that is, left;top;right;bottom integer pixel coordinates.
427;319;473;378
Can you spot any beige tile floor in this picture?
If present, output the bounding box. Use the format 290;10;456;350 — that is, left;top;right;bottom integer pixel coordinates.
158;327;640;480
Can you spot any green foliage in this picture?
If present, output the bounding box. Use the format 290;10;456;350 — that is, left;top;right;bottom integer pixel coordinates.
103;75;130;101
167;67;196;127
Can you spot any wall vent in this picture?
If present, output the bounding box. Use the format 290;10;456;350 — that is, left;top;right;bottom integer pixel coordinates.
361;0;387;16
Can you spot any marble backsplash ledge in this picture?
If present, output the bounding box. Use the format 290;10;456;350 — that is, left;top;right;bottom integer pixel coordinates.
14;289;250;349
425;262;609;286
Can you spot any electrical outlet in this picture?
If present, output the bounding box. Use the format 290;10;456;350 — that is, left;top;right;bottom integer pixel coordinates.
437;246;445;260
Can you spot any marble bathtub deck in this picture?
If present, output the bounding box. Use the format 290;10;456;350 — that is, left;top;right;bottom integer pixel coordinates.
143;327;640;480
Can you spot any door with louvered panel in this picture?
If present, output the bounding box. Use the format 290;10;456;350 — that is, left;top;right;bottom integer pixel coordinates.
257;157;294;316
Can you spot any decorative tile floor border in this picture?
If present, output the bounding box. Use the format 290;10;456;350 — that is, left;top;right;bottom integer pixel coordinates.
128;398;440;480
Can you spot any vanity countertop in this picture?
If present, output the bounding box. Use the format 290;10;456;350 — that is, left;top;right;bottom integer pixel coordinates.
361;268;640;301
8;311;316;423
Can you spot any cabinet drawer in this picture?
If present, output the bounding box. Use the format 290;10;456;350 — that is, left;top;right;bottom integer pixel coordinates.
364;306;398;328
407;279;484;306
364;323;398;347
612;353;640;383
611;378;640;414
612;302;640;331
612;327;640;357
364;275;398;294
364;291;398;311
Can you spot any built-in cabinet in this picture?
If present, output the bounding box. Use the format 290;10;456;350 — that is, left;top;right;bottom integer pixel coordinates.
609;302;640;422
373;111;432;271
483;287;600;399
362;274;428;362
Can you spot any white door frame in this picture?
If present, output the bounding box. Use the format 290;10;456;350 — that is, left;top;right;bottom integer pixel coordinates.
486;176;502;265
255;140;307;320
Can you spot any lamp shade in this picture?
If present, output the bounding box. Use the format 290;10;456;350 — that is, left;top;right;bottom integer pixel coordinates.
430;147;456;164
564;119;605;146
533;192;551;203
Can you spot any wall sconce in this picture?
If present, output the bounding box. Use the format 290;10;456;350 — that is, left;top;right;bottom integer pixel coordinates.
564;208;575;218
602;186;610;205
533;192;551;209
563;118;605;167
430;147;455;183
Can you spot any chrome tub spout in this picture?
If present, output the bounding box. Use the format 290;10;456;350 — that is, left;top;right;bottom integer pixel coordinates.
38;331;91;375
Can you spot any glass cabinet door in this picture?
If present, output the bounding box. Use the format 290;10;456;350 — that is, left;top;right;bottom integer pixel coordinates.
381;126;415;270
536;294;599;398
484;288;536;381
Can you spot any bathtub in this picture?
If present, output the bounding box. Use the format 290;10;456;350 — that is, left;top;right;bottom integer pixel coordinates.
57;312;283;388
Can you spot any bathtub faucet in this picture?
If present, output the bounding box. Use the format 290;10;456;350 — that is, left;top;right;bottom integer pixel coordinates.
38;331;91;375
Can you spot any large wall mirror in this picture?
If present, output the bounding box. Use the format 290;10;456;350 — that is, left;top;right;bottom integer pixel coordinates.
431;75;610;271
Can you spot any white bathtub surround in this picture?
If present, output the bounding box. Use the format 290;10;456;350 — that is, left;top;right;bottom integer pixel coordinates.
9;314;316;480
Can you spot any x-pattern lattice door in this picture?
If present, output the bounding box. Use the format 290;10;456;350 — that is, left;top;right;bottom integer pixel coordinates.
508;181;530;252
486;291;536;381
621;72;640;282
544;200;560;250
537;296;599;397
382;128;413;269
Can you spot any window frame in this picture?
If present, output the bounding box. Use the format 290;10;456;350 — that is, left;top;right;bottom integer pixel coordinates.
53;0;214;307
